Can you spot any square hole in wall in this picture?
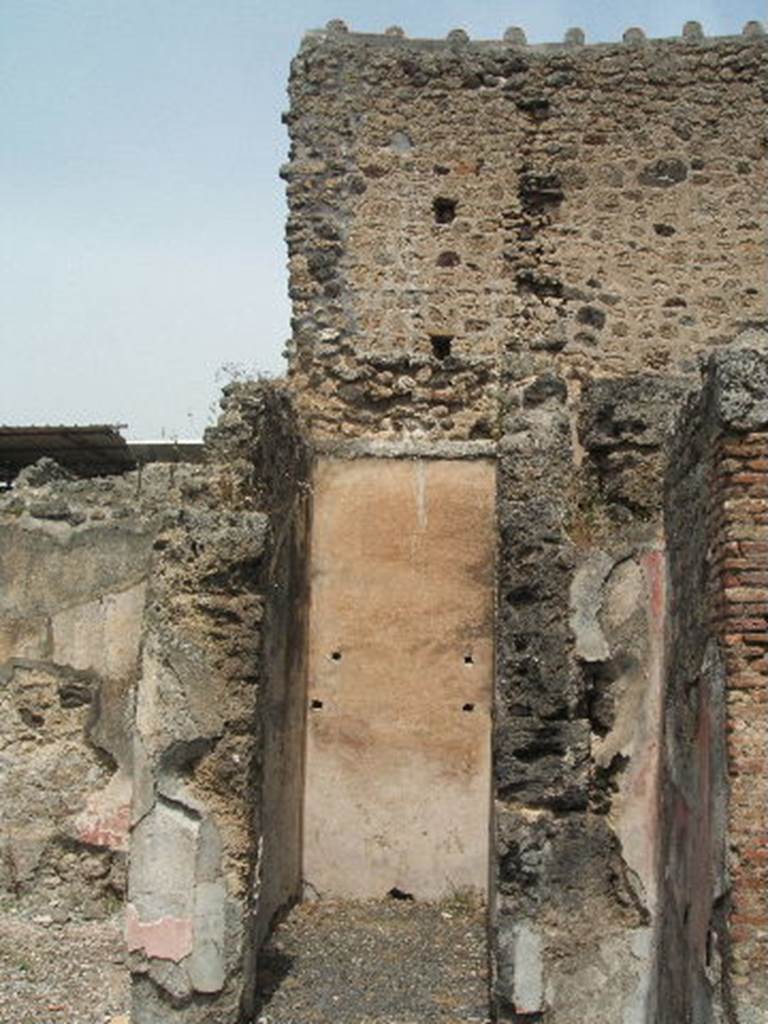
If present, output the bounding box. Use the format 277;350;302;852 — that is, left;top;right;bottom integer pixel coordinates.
430;335;453;360
433;197;457;224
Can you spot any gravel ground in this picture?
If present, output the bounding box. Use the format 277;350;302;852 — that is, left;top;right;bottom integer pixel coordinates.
254;899;490;1024
0;911;129;1024
0;900;488;1024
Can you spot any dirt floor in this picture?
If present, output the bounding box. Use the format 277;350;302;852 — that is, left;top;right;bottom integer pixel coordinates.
0;899;489;1024
254;898;490;1024
0;911;129;1024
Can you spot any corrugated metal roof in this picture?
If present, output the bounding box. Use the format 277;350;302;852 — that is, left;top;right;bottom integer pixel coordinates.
0;424;134;483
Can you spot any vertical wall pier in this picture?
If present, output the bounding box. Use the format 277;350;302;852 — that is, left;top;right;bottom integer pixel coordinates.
660;347;768;1024
493;372;674;1023
127;382;311;1024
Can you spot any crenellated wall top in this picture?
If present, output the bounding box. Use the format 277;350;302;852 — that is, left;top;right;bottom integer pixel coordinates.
302;18;767;54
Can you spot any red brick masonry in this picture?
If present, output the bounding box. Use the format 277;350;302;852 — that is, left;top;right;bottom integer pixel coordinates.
711;431;768;1002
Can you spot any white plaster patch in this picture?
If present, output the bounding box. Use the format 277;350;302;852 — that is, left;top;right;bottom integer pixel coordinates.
512;921;544;1013
570;551;613;661
602;559;644;633
188;880;227;993
621;928;653;1024
128;800;199;920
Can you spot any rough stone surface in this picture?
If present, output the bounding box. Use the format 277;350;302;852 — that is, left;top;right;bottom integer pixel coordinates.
578;375;693;521
709;341;768;429
284;29;767;440
492;355;680;1020
0;464;183;921
129;380;310;1022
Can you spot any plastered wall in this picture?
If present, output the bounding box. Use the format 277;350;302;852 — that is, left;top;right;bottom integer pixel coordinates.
0;383;312;1024
304;456;494;900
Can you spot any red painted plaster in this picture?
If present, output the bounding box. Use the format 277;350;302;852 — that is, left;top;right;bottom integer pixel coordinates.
125;902;194;963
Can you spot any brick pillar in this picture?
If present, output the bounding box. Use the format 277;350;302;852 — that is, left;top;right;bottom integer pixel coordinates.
711;430;768;1016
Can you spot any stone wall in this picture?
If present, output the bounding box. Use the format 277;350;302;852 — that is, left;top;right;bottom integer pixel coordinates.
492;366;681;1022
0;382;311;1024
126;464;267;1019
279;20;767;1023
716;426;768;1024
659;376;727;1023
284;23;766;440
492;346;767;1023
0;460;177;921
128;380;310;1022
209;379;311;950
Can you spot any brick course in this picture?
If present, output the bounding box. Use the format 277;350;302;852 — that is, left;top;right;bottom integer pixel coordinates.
711;429;768;1008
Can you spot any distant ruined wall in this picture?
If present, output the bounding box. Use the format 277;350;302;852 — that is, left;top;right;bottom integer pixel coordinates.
0;461;177;921
284;23;767;440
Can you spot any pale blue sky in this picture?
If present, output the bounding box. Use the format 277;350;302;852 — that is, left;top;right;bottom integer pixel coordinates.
1;1;763;438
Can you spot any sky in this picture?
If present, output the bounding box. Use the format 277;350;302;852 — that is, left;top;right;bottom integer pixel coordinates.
1;1;764;439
